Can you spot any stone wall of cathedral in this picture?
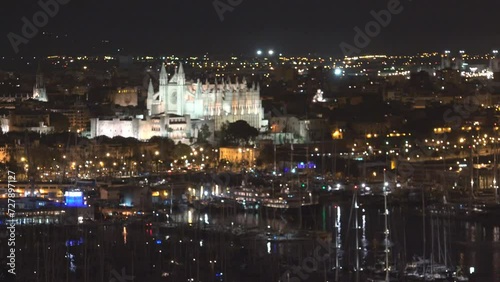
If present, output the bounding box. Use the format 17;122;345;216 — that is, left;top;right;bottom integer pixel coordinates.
90;115;197;144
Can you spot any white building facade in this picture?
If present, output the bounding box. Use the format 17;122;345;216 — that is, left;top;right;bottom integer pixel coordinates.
90;63;264;143
33;70;48;102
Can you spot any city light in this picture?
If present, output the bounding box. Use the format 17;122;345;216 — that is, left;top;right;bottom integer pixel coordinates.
0;4;496;282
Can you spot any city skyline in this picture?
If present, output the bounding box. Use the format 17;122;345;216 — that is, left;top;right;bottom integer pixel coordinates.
1;2;500;282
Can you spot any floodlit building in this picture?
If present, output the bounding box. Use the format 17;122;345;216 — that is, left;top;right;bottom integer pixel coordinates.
90;63;264;143
33;67;48;102
219;147;259;166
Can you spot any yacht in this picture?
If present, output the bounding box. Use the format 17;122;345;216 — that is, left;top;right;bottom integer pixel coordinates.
231;186;262;210
262;193;302;209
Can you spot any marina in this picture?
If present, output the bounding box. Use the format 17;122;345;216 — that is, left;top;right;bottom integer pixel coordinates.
2;179;499;282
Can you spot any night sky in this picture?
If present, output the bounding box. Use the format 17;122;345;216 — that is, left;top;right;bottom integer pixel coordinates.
1;0;500;56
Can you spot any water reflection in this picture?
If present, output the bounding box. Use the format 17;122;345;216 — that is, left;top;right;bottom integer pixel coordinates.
171;204;499;281
122;226;127;244
6;204;499;282
494;252;500;281
361;212;368;267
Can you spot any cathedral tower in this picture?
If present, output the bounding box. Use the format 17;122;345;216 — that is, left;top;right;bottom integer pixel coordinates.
33;64;48;102
146;78;154;115
158;62;168;114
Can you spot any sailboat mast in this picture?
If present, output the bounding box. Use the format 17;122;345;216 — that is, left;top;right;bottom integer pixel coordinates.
335;205;340;282
470;141;474;201
443;219;448;268
431;213;434;276
274;144;277;175
422;184;427;280
290;142;293;183
306;141;309;191
495;127;499;203
273;143;277;198
384;169;389;282
354;189;360;282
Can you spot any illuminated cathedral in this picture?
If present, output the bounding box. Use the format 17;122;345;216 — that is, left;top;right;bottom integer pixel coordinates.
90;63;265;143
33;67;48;102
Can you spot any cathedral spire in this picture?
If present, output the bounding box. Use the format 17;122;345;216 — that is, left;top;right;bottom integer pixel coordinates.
147;78;154;116
178;62;184;75
35;62;44;89
148;78;154;97
160;63;168;85
169;64;180;83
160;62;167;76
196;79;203;97
33;62;48;102
177;62;185;85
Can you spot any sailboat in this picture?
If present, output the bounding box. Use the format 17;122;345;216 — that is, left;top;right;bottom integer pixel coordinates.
366;169;399;281
404;187;470;281
344;183;362;282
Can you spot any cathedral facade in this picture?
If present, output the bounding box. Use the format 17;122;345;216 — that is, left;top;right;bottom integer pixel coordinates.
33;68;48;102
90;63;265;143
147;63;264;130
